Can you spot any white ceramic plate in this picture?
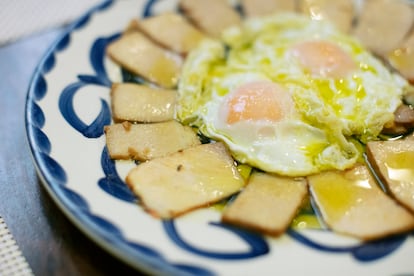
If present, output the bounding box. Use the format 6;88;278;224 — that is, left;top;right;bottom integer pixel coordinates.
25;0;414;275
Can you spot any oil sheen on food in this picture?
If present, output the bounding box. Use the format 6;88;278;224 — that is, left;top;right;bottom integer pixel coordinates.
177;13;409;176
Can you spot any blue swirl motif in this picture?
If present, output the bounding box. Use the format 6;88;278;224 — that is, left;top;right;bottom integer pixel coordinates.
26;0;217;275
288;229;409;262
98;147;137;202
93;0;411;264
30;0;412;275
163;221;269;259
27;0;116;187
52;0;220;274
58;34;118;138
288;202;411;262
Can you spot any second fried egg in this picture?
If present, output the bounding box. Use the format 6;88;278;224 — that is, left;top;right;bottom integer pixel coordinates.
177;13;408;176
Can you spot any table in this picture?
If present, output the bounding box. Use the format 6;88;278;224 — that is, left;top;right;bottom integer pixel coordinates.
0;29;146;275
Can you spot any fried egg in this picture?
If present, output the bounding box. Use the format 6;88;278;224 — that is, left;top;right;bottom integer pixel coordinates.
177;13;408;176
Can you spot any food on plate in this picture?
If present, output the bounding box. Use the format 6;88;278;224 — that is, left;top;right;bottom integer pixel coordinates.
366;136;414;213
178;13;408;176
241;0;296;17
352;0;414;57
179;0;242;38
299;0;355;33
104;121;200;161
308;164;414;240
222;172;308;236
131;12;206;55
388;29;414;83
111;83;177;123
106;32;182;88
104;0;414;241
381;101;414;135
126;142;245;218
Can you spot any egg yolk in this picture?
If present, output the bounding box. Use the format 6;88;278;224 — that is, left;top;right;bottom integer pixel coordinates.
226;81;294;124
290;40;356;78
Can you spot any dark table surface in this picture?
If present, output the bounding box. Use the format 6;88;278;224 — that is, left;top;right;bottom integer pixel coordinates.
0;29;146;276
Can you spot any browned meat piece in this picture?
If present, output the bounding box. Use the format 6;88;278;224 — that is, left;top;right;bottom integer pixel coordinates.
299;0;354;33
367;137;414;214
308;164;414;240
222;172;307;236
134;13;206;55
388;29;414;83
381;104;414;135
241;0;296;17
111;83;177;123
106;32;182;88
394;104;414;124
104;120;200;161
352;0;414;56
179;0;242;38
126;142;245;218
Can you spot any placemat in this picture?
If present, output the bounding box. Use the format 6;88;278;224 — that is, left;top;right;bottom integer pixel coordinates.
0;217;33;276
0;0;101;45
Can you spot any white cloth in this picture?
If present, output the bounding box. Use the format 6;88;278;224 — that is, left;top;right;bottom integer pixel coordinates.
0;0;102;45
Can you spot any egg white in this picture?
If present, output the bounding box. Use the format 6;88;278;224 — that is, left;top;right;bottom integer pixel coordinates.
177;13;408;176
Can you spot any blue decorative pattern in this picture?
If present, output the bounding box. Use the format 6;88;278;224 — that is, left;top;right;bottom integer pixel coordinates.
163;221;269;259
58;34;119;138
25;0;414;275
26;1;216;275
287;229;408;261
98;147;137;203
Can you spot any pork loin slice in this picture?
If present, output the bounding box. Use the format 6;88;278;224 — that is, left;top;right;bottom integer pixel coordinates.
381;104;414;136
308;164;414;240
388;29;414;83
179;0;241;38
104;120;200;161
106;32;182;88
299;0;354;33
111;83;176;123
241;0;296;18
367;138;414;213
352;0;414;56
126;142;245;218
134;12;206;55
222;172;307;237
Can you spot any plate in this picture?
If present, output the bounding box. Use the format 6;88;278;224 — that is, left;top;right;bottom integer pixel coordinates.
25;0;414;275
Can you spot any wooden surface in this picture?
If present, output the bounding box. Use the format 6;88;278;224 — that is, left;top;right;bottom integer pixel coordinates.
0;30;146;276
